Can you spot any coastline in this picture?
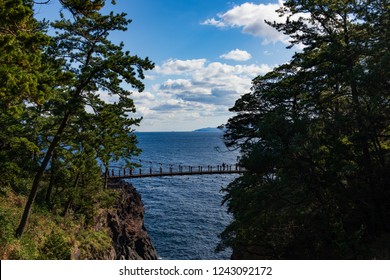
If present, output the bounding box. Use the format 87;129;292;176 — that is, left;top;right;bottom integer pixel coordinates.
103;179;158;260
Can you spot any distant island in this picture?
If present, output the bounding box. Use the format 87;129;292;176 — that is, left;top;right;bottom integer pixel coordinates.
193;127;223;133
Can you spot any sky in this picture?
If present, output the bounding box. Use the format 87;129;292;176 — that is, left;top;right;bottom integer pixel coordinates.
35;0;298;132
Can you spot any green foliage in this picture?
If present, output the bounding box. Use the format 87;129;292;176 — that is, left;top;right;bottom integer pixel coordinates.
221;0;390;259
0;0;50;188
77;229;112;259
0;0;50;108
6;0;154;238
0;187;115;260
39;230;71;260
0;208;16;244
0;0;152;246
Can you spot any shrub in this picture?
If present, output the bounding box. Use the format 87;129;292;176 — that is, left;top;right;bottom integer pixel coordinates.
39;231;71;260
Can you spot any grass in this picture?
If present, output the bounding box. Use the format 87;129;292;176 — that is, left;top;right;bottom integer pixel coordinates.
0;187;114;260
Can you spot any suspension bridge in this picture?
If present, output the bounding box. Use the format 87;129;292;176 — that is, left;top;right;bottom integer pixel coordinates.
104;163;244;179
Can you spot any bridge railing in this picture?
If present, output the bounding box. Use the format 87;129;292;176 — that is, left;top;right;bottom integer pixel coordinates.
102;164;244;178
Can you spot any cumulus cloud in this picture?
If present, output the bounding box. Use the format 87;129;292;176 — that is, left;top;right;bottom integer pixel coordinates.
131;58;274;131
220;49;252;61
202;1;290;45
132;91;155;101
96;91;120;104
160;79;192;90
202;18;226;28
154;59;207;75
133;59;272;113
159;60;273;102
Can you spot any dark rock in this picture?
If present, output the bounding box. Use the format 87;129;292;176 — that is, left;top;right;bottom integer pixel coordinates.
231;245;265;260
102;179;158;260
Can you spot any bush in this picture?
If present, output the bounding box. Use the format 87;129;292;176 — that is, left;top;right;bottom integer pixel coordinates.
39;231;71;260
78;229;112;259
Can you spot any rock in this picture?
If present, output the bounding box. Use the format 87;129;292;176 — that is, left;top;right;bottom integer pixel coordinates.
231;245;264;260
103;179;158;260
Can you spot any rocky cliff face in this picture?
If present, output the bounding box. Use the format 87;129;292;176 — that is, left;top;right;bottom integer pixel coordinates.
230;245;264;260
99;180;158;260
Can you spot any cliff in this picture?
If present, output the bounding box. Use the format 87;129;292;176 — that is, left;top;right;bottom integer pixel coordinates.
95;179;158;260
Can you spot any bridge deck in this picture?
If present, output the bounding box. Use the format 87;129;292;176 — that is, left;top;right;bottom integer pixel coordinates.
107;169;243;179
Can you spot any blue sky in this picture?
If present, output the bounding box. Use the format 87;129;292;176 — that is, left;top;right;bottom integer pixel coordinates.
36;0;297;131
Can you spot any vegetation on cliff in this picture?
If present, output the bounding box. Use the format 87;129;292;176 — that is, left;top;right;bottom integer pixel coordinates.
220;0;390;259
0;186;115;259
0;0;154;258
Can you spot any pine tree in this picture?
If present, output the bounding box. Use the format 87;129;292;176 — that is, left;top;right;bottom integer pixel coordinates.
220;0;390;259
0;0;52;188
15;1;154;238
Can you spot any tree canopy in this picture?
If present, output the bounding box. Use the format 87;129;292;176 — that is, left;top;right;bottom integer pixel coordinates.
0;0;153;240
220;0;390;259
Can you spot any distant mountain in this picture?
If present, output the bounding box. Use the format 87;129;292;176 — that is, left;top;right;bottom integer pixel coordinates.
193;127;222;133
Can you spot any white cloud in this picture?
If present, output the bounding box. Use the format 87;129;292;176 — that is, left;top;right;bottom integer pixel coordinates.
145;74;157;80
132;91;155;101
220;49;252;61
156;60;273;101
96;91;120;104
202;1;290;45
132;58;274;131
202;18;226;28
154;59;207;75
160;79;192;90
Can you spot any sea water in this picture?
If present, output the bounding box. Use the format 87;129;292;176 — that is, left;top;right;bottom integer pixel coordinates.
124;132;239;260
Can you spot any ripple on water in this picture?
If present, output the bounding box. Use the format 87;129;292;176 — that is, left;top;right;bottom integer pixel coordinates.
120;132;238;260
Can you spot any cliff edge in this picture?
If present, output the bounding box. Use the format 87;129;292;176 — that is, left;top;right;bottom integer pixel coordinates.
96;179;158;260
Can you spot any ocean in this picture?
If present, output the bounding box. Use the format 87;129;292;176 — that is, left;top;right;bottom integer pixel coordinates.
124;131;240;260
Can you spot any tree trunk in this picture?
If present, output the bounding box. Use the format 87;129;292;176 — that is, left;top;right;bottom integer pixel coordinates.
15;111;71;238
62;172;80;217
46;149;58;207
103;166;109;189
